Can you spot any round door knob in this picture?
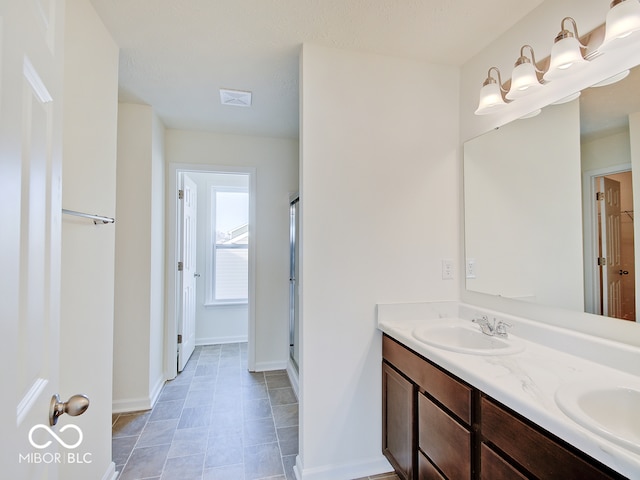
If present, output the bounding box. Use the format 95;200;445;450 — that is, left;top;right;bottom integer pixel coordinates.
49;394;90;426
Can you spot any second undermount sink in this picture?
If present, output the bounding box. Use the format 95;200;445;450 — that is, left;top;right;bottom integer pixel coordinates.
555;380;640;454
412;323;525;355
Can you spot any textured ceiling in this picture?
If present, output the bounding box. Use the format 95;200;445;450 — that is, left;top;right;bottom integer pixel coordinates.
89;0;545;139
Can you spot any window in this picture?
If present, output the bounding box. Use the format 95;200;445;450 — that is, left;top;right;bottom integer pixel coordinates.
209;187;249;304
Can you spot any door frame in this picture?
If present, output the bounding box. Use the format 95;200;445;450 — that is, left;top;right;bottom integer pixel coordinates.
166;163;257;379
582;163;631;315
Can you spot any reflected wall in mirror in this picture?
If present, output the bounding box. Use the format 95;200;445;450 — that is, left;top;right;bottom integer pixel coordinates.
464;64;640;323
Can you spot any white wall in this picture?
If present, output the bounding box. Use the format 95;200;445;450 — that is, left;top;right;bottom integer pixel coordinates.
582;129;631;172
165;130;299;370
298;44;459;479
113;104;166;412
60;0;119;478
460;0;640;344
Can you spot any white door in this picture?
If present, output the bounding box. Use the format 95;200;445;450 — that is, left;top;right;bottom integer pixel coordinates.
600;176;623;318
0;0;65;478
178;174;198;371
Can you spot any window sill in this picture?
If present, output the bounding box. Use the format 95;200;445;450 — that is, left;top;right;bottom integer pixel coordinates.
204;300;248;308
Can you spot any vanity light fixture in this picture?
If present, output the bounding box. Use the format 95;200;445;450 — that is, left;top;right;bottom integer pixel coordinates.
599;0;640;52
506;45;544;100
543;17;589;82
474;67;508;115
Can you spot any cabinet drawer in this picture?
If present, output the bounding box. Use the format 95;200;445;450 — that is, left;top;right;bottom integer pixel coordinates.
383;335;472;424
418;450;446;480
419;392;471;480
480;443;526;480
481;396;618;479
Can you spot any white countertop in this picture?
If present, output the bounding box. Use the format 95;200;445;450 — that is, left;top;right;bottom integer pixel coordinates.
377;302;640;479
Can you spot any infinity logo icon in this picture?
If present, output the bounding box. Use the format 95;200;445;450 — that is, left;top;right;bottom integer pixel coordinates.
28;424;83;450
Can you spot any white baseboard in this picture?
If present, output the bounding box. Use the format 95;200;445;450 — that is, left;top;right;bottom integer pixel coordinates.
149;374;165;407
294;454;392;480
102;462;118;480
196;335;248;346
253;359;288;372
112;376;166;414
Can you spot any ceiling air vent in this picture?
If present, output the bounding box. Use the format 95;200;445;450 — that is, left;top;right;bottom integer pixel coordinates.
220;88;252;107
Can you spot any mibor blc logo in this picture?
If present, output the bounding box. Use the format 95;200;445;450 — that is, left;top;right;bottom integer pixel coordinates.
19;424;92;465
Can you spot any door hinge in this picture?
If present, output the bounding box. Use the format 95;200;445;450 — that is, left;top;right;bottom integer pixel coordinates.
177;334;182;344
596;192;604;201
178;189;184;200
178;261;183;271
598;257;607;266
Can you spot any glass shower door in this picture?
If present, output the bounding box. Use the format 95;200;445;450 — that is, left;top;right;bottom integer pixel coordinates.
289;195;300;371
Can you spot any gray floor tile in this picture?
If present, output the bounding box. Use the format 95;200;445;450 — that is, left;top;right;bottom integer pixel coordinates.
149;399;185;422
112;411;151;437
277;426;299;456
168;426;209;458
282;454;297;480
202;463;245;480
243;417;277;446
159;384;190;402
137;418;178;447
266;373;291;390
205;433;244;468
161;453;205;480
244;397;272;421
268;387;297;406
185;389;215;407
118;444;170;480
243;442;284;480
179;405;213;429
272;404;298;428
112;435;138;466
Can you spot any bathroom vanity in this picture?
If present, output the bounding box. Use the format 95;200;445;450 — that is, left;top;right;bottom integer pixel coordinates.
378;302;640;480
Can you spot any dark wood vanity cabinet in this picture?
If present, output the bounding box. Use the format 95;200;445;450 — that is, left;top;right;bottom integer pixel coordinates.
382;334;627;480
383;335;472;479
479;395;625;480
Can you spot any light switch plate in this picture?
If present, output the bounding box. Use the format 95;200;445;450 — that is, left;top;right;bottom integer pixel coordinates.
442;259;454;280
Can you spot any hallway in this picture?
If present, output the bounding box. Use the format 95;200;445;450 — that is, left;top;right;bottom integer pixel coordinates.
112;343;298;479
112;343;399;480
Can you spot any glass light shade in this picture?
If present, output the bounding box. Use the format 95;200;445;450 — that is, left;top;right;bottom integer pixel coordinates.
601;0;640;51
506;62;542;99
474;82;506;115
543;36;588;82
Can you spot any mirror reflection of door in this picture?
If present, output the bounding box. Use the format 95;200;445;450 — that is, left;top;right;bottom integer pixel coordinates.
597;173;635;320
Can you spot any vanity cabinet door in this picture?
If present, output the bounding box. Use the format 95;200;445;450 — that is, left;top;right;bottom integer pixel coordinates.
383;362;415;480
419;392;471;480
481;396;623;480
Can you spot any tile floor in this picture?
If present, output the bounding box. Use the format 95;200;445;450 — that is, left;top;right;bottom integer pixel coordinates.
112;343;399;480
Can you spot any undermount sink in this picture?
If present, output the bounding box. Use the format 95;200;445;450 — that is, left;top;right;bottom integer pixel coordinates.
412;323;525;355
555;380;640;454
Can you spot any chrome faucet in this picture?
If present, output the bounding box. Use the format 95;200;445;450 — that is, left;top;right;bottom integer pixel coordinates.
472;315;512;338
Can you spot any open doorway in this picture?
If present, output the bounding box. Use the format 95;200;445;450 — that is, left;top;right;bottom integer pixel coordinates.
166;164;256;380
585;167;635;321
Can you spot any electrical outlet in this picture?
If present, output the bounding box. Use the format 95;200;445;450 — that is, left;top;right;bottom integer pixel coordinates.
466;258;476;279
442;259;454;280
